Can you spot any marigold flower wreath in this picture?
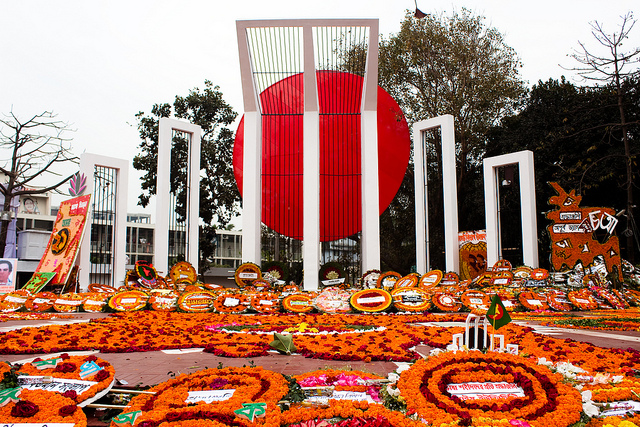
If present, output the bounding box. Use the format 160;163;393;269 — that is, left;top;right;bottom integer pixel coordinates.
518;291;549;311
350;288;393;313
251;292;282;313
460;290;491;311
108;290;149;311
24;291;57;312
178;290;217;312
568;289;600;311
19;353;116;404
432;292;463;312
545;289;574;311
0;388;87;426
0;289;30;312
593;287;627;310
361;269;382;289
214;292;251;314
397;350;583;427
377;271;401;291
149;289;179;311
234;262;262;288
391;287;432;312
281;294;314;313
82;292;111;312
53;292;87;312
113;366;288;427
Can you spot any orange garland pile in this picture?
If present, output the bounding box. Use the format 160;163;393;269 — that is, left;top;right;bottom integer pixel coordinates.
398;350;583;426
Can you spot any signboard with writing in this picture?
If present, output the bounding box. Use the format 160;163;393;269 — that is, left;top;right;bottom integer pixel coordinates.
18;375;97;395
546;182;621;281
186;389;235;404
35;195;92;285
306;390;376;405
446;382;524;401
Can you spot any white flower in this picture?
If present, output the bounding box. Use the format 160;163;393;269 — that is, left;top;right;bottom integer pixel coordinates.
446;343;459;353
396;364;411;373
611;375;624;384
386;385;401;397
583;401;599;417
429;348;445;357
537;357;553;367
387;372;400;383
581;390;592;402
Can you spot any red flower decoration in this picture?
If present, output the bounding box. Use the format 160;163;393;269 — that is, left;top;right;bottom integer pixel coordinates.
10;400;39;417
59;404;77;416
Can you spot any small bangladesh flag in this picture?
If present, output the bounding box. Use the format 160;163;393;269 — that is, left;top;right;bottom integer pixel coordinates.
486;294;512;330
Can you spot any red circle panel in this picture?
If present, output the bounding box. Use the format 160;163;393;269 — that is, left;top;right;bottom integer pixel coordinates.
233;71;410;241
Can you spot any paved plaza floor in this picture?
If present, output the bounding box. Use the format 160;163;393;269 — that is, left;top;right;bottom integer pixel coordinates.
2;312;640;425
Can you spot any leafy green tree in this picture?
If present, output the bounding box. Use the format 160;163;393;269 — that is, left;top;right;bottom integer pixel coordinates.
486;76;639;265
377;9;527;270
133;81;240;273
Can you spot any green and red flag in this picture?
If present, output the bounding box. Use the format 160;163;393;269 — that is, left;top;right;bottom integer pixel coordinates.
486;294;512;330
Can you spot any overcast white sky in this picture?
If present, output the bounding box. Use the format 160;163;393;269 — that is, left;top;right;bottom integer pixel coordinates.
2;0;638;220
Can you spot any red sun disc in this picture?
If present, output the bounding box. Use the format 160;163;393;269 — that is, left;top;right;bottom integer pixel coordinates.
233;71;410;241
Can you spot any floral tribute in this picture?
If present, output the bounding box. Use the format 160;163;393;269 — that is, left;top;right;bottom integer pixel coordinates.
294;369;385;403
111;366;288;427
19;353;115;404
0;388;87;426
398;350;583;426
280;401;425;427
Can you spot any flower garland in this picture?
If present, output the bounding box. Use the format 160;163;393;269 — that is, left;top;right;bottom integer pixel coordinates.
251;292;282;313
313;287;351;313
350;289;393;313
0;388;87;426
108;290;149;311
24;291;57;312
83;292;111;312
280;401;425;427
149;289;179;311
518;291;549;311
432;292;463;312
377;271;401;290
177;290;216;312
361;269;382;289
114;366;288;427
53;292;86;312
391;288;432;312
281;294;314;313
19;353;115;404
0;289;30;312
461;290;491;311
568;289;600;310
546;290;574;311
294;369;385;403
398;350;583;426
234;262;262;288
214;293;251;314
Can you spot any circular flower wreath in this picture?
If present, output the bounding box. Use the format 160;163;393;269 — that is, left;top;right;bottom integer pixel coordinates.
518;291;549;311
319;262;346;283
432;292;462;312
0;388;87;426
398;350;582;427
568;289;599;311
545;290;573;311
113;366;288;427
20;353;115;404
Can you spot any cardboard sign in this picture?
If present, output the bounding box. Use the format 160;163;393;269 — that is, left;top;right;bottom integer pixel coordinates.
186;389;235;404
18;375;97;395
35;195;91;285
446;382;524;401
21;272;56;294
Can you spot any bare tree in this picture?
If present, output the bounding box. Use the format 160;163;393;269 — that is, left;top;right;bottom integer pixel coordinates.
568;12;640;262
0;110;79;254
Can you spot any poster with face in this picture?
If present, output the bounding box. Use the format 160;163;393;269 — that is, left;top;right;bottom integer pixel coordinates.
35;194;92;285
0;258;17;293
